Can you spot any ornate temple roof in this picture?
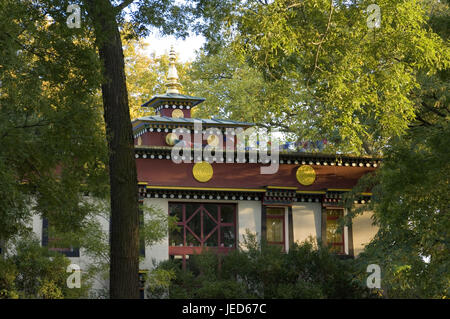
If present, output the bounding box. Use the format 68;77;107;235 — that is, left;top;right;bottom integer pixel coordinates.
133;115;253;128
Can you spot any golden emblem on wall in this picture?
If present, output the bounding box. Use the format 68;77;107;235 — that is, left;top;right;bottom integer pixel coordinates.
172;109;184;118
296;165;316;186
137;136;142;146
165;132;178;146
193;161;213;183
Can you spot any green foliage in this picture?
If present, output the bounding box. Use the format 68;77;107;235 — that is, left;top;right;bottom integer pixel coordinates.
0;257;19;299
149;232;376;299
146;267;176;299
192;0;450;155
0;0;109;241
339;0;450;298
186;47;308;137
189;1;449;298
342;112;449;298
140;204;178;247
45;202;177;298
0;236;90;299
1;0;447;300
38;280;64;299
123;34;192;119
349;119;450;298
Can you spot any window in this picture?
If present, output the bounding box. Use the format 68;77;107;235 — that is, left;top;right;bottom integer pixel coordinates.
266;207;285;250
42;218;80;257
326;209;345;254
169;203;236;268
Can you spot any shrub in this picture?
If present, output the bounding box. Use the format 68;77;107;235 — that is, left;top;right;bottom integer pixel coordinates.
148;233;377;299
0;237;90;299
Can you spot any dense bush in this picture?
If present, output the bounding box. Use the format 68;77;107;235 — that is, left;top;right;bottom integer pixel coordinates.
0;237;90;299
148;233;378;299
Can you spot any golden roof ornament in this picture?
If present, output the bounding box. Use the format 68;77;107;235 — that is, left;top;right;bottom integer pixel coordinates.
165;45;181;94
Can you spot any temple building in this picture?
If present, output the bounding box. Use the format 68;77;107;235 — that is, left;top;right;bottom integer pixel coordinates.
23;46;379;298
133;47;380;274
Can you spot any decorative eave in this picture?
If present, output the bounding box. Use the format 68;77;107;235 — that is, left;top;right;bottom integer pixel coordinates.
137;183;372;204
323;189;372;206
132;118;254;136
138;183;324;203
141;93;206;109
134;146;381;168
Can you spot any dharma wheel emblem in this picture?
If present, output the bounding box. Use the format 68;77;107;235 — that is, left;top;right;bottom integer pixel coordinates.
207;134;219;147
193;161;213;183
172;109;184;118
296;165;316;186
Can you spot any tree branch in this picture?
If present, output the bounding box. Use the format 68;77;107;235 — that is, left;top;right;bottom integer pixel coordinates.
115;0;135;12
306;0;334;89
421;102;448;118
286;2;304;10
415;115;432;127
5;32;58;60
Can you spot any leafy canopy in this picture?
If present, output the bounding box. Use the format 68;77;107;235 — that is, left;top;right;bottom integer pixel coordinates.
192;0;449;154
0;0;109;241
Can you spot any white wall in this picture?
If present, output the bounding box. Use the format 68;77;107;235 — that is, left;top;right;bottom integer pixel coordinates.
237;200;261;245
291;203;321;245
32;214;43;242
343;209;349;255
141;198;169;270
11;197;378;299
352;210;378;257
284;207;289;251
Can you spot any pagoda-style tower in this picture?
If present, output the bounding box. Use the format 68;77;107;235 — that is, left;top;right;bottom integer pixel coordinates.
141;46;205;118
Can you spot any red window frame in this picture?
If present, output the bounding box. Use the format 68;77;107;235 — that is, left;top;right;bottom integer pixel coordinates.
169;202;237;269
266;206;286;251
326;208;345;254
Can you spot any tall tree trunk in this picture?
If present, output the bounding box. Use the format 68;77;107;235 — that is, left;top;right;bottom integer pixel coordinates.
86;0;139;299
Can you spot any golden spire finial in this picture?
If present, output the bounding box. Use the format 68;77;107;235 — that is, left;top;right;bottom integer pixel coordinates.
165;45;181;94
